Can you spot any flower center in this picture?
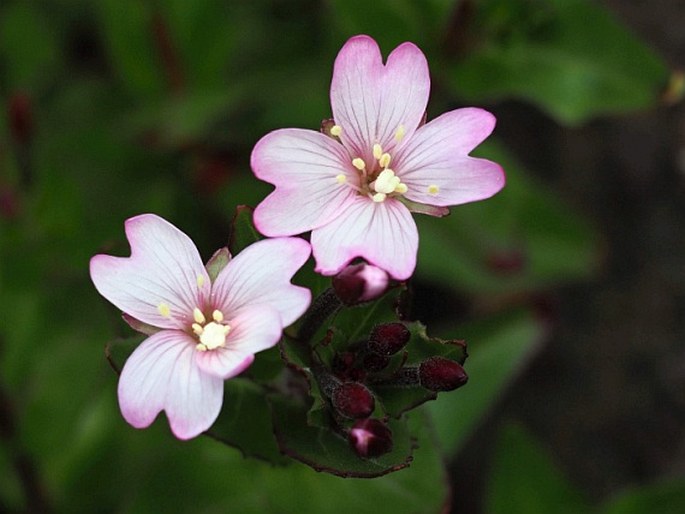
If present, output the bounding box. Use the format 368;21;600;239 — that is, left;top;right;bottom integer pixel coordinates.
336;137;408;203
191;307;231;351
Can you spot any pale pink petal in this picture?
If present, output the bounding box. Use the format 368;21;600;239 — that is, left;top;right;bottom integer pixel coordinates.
395;109;505;206
90;214;210;330
311;197;418;280
117;330;223;440
212;237;311;327
195;304;282;379
252;128;356;236
330;36;430;162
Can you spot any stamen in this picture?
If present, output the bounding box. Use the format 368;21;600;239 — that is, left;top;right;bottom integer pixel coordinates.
428;185;440;195
196;275;205;288
336;174;347;184
196;343;207;352
372;192;387;203
394;125;405;142
352;158;366;171
379;153;391;168
373;144;383;160
212;310;224;322
157;302;171;318
394;183;408;194
193;307;206;324
330;125;342;137
198;322;231;350
192;323;204;335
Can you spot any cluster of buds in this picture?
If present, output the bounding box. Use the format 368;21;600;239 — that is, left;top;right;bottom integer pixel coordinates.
318;321;468;459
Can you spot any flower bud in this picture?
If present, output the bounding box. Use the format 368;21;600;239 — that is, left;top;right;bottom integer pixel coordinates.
419;357;468;392
368;322;410;356
331;382;375;419
332;263;389;305
348;418;393;458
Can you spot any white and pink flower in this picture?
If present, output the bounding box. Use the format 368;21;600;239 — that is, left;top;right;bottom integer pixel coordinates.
90;214;311;440
251;35;505;280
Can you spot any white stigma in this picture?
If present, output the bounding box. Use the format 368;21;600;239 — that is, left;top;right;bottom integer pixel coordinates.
197;322;231;351
374;169;402;194
330;125;342;137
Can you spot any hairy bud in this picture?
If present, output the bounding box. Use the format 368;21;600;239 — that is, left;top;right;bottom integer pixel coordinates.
368;322;410;356
331;382;375;419
332;263;389;305
419;357;468;392
348;418;393;458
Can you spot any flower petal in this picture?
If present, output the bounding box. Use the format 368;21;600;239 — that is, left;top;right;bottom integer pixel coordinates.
311;197;418;280
195;304;282;379
330;35;429;161
395;108;505;206
117;330;223;440
90;214;210;330
212;237;311;327
252;128;356;236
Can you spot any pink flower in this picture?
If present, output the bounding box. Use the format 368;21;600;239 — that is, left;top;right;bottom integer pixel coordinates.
90;214;311;440
251;35;504;280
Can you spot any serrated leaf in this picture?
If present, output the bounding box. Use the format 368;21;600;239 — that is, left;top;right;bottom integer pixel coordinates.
229;205;262;255
487;424;590;514
270;393;416;478
448;0;669;125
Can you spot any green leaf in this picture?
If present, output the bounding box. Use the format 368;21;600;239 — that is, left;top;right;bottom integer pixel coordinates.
416;140;599;294
228;205;262;256
105;336;144;374
601;479;685;514
448;0;669;124
487;424;590;514
206;378;290;465
427;309;543;456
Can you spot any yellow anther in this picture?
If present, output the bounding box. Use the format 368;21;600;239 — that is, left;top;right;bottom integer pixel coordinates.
157;302;171;318
192;323;204;335
394;183;408;194
193;307;206;324
394;124;406;142
428;184;440;195
372;192;387;203
196;343;207;352
196;274;205;288
336;174;347;184
373;144;383;160
352;158;366;171
379;153;391;168
212;309;224;322
330;125;342;137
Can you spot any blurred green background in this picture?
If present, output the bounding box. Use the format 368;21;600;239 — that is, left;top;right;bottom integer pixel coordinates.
1;0;684;512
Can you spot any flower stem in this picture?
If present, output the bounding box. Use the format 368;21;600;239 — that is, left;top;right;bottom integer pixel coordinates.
296;288;342;344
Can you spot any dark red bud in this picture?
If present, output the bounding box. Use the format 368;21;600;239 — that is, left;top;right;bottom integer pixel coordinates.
368;322;410;356
331;382;375;419
7;92;33;145
419;357;468;392
332;263;389;305
348;418;393;458
362;352;391;372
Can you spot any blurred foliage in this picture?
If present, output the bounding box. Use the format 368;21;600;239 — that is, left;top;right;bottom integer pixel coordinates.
0;0;673;512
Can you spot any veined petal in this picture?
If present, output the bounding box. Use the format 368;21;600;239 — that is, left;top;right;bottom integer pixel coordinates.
252;128;355;236
330;35;429;161
311;197;418;280
212;237;311;327
117;330;223;440
195;304;282;379
395;109;505;206
90;214;210;330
